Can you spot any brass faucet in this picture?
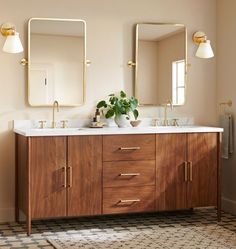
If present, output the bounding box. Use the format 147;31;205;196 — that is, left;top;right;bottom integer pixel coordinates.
162;100;173;126
52;100;59;128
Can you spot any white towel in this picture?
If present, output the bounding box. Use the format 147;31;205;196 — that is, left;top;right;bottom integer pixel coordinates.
219;114;234;159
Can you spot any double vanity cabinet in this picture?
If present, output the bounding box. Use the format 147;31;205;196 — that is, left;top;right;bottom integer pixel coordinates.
15;126;222;235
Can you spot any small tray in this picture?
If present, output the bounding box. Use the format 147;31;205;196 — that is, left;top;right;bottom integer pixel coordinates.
89;125;103;128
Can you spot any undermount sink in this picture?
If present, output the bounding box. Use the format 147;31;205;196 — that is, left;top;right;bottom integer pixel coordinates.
31;127;84;131
149;125;197;128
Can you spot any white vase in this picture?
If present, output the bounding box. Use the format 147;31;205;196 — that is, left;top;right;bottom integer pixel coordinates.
114;115;130;128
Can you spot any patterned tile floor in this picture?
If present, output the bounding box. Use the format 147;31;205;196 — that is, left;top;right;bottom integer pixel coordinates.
0;208;235;249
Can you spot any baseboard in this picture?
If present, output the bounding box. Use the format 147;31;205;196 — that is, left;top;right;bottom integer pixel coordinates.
0;208;15;223
222;197;236;215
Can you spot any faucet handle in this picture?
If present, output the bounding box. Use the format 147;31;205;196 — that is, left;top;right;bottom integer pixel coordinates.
61;120;68;129
38;120;46;129
162;119;169;126
152;118;159;127
172;118;179;127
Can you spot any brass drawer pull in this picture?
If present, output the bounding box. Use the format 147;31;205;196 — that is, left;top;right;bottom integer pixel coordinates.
119;199;140;203
184;161;188;182
188;161;193;182
62;167;67;188
68;166;72;187
119;173;140;176
119;147;141;151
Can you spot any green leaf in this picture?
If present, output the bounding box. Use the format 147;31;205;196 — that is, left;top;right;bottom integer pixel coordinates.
97;91;139;120
97;100;107;108
109;96;118;105
105;109;115;118
133;109;139;120
120;91;126;98
130;97;138;110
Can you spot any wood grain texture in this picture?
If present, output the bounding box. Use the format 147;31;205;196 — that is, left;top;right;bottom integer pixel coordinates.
103;160;155;187
27;137;31;236
15;134;19;222
217;133;222;221
187;133;218;208
103;134;155;162
156;134;187;211
103;186;155;214
67;136;102;216
17;134;28;217
30;136;67;219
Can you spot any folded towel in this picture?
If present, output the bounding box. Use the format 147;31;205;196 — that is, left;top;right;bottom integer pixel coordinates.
219;114;234;159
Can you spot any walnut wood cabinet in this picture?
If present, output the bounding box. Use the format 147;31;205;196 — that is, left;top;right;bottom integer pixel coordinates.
15;132;221;235
102;135;156;214
67;136;102;216
16;135;102;235
30;136;67;219
156;133;220;212
156;133;187;211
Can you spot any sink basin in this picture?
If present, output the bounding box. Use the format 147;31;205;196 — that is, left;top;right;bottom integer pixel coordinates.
31;128;85;132
149;125;197;128
148;126;179;128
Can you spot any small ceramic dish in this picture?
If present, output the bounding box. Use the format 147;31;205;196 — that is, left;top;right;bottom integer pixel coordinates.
130;120;142;127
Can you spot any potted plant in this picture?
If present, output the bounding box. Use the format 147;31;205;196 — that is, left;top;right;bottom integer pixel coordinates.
96;91;139;128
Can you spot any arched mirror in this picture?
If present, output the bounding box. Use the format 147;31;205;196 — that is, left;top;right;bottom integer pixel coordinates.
134;23;187;106
28;18;86;106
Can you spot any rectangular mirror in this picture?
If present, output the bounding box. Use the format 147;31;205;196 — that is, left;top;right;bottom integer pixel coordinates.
135;23;187;106
28;18;86;106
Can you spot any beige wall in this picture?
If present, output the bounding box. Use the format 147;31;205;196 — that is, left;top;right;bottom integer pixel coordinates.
0;0;217;222
217;0;236;214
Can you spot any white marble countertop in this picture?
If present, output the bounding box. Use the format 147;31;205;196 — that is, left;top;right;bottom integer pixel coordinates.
14;126;223;137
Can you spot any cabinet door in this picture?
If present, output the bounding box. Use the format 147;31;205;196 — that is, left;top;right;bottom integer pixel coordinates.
30;137;67;218
156;134;187;211
187;133;217;208
67;136;102;216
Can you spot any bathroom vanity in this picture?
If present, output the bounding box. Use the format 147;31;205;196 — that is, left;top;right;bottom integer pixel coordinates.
14;125;223;235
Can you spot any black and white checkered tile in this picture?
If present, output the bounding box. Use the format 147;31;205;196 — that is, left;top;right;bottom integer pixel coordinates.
0;209;236;248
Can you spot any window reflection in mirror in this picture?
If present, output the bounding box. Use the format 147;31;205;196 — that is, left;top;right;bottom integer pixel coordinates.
135;23;187;106
28;18;86;106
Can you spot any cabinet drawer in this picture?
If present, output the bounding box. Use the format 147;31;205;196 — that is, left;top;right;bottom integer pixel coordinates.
103;135;155;161
103;186;155;214
103;160;155;187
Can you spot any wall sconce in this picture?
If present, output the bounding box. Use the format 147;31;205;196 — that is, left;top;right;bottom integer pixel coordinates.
1;23;23;53
192;31;214;59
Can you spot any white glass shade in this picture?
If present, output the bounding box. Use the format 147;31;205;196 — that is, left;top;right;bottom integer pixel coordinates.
195;40;214;58
2;32;23;53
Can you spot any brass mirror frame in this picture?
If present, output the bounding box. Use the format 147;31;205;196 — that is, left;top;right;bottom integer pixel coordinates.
134;23;188;107
28;17;87;107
